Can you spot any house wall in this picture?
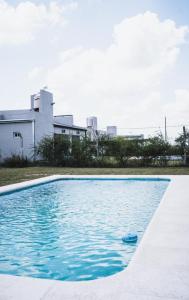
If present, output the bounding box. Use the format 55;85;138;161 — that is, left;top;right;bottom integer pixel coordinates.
0;122;33;160
31;89;54;145
54;126;86;140
0;89;54;161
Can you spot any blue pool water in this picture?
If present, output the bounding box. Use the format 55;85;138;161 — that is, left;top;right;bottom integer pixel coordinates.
0;179;169;281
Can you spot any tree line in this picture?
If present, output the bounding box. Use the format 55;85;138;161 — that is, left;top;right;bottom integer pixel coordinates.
36;130;189;168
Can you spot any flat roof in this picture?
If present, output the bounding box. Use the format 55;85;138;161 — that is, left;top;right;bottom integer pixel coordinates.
53;122;87;131
0;119;33;124
54;115;73;117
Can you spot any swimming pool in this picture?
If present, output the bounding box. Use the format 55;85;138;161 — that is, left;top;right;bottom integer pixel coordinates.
0;178;169;281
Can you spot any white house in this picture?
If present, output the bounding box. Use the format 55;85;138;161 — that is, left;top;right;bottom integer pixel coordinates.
0;89;87;161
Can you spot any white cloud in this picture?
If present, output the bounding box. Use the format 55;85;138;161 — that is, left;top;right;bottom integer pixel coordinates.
45;11;188;135
0;0;78;45
28;66;44;80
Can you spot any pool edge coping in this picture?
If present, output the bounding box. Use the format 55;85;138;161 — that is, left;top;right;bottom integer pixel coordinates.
0;174;171;196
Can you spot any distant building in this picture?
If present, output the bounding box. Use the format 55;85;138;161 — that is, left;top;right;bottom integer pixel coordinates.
0;89;86;161
87;116;97;131
107;126;117;138
123;134;144;140
97;130;107;136
86;116;98;141
87;118;118;141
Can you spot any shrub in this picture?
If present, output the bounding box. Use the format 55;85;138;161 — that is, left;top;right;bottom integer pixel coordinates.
3;155;29;168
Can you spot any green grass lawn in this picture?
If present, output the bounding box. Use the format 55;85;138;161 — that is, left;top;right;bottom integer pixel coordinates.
0;166;189;187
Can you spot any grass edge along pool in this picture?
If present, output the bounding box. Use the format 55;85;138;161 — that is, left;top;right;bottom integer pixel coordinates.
0;178;169;281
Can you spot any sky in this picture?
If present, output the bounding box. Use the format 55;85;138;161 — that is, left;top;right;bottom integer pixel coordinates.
0;0;189;140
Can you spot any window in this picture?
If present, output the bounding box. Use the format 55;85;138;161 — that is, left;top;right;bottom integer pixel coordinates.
13;132;21;138
76;130;80;135
62;129;66;133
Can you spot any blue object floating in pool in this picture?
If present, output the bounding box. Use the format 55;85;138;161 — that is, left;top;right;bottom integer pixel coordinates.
122;233;138;243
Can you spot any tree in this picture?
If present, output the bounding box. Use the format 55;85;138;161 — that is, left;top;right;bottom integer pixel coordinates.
175;129;189;164
141;134;171;166
97;134;111;158
37;135;71;165
107;137;140;167
71;137;94;166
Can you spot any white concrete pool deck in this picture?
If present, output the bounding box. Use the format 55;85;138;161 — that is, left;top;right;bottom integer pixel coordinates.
0;175;189;300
